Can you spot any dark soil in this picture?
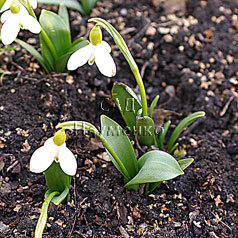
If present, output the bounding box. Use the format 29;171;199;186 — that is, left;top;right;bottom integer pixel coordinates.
0;0;237;237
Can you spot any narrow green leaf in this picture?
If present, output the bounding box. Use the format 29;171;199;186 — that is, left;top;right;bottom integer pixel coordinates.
136;116;155;147
170;143;179;154
0;0;6;11
148;157;194;193
51;187;69;205
158;120;171;149
57;120;100;137
39;10;71;62
149;95;159;118
15;38;51;73
71;37;84;47
58;4;70;32
35;191;59;238
148;181;162;194
39;29;57;70
167;111;205;153
112;82;142;136
37;0;84;14
125;150;183;187
87;0;98;12
101;115;138;179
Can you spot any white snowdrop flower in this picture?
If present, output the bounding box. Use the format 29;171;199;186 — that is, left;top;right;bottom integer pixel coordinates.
67;25;116;77
30;130;77;176
0;0;41;45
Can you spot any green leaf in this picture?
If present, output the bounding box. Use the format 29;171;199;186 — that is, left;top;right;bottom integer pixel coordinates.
37;0;84;14
101;115;138;180
58;4;70;32
87;0;98;12
39;31;56;70
0;0;6;11
72;37;84;47
136;116;155;147
178;158;194;170
45;162;71;193
0;156;5;172
55;40;89;72
45;187;70;205
125;150;183;187
57;120;100;137
35;191;60;238
167;111;205;153
39;10;71;67
149;95;159;118
81;0;98;15
112;82;142;136
148;181;162;194
15;39;51;73
148;157;194;193
158;120;171;149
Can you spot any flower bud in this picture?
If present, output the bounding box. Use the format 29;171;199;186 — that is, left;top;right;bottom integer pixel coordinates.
10;0;20;14
53;129;66;146
89;25;102;46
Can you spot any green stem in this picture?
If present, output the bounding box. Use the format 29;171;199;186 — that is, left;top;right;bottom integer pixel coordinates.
35;191;59;238
133;68;148;116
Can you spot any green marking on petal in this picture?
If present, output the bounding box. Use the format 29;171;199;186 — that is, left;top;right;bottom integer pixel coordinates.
89;57;95;65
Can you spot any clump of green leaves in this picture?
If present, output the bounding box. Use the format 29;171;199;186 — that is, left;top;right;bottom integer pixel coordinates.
37;0;98;16
16;4;88;73
57;115;193;194
89;18;205;154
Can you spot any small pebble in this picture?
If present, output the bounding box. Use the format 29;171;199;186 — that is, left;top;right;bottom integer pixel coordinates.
120;8;127;16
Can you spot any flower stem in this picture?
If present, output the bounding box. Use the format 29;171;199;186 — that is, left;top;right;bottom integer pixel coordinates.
35;191;59;238
133;67;148;116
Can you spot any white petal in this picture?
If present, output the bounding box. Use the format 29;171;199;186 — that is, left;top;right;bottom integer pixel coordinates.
58;147;77;176
1;10;11;23
95;43;116;77
29;0;37;9
29;146;55;173
0;0;12;13
67;43;93;70
1;15;20;45
20;13;41;34
100;41;111;53
88;46;96;65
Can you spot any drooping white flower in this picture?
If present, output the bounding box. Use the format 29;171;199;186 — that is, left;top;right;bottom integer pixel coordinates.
30;136;77;176
0;0;37;13
0;0;41;45
67;25;116;77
